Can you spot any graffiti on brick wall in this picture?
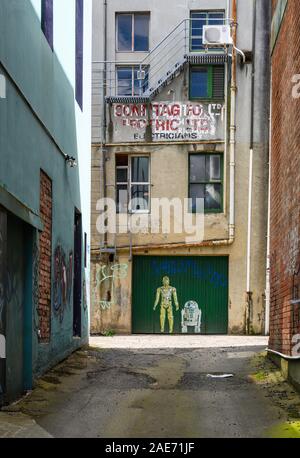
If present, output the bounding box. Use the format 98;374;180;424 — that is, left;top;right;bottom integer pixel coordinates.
93;263;128;311
53;245;73;322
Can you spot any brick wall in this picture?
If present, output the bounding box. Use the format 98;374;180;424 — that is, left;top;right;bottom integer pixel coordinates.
269;0;300;355
38;170;53;342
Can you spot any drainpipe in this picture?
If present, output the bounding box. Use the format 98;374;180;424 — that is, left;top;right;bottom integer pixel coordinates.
223;0;230;216
245;0;256;334
223;62;228;215
267;348;300;361
246;147;254;295
223;0;229;217
93;237;236;254
226;0;230;20
265;68;272;336
101;0;108;248
228;0;237;243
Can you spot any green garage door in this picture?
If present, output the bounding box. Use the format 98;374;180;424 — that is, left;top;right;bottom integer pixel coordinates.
132;256;228;334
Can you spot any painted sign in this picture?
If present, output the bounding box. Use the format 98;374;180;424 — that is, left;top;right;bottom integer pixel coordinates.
112;102;225;142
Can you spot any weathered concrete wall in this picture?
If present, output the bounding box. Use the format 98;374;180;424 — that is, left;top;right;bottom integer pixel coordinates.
92;0;228;143
91;0;270;335
268;352;300;393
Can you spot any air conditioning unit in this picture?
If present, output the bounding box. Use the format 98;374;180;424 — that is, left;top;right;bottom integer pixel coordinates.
203;25;233;46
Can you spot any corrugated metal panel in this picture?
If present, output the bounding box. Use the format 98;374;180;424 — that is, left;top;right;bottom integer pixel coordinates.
132;256;228;334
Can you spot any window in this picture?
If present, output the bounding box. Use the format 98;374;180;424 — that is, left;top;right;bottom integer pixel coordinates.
190;11;225;51
76;0;84;109
189;154;223;213
41;0;53;50
190;65;224;100
116;155;129;213
116;155;150;213
117;13;150;52
117;66;149;96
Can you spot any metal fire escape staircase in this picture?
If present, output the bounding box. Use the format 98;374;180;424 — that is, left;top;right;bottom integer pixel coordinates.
97;18;230;104
95;18;231;260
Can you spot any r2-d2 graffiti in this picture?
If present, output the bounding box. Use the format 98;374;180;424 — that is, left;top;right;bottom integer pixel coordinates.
181;301;202;333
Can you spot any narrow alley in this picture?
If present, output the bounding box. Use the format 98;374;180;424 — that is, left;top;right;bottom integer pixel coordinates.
1;0;300;445
1;336;300;438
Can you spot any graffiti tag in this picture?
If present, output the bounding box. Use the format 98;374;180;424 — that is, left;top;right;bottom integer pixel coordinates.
93;263;128;310
150;259;227;288
53;245;73;322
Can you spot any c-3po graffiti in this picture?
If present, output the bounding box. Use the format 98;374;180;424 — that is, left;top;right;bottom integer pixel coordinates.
93;263;128;310
153;276;179;334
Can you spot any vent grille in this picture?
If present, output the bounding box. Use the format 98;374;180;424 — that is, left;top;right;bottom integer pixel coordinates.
186;54;228;65
213;66;225;99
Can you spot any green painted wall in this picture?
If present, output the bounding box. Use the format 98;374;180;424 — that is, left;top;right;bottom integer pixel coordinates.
0;0;88;399
5;214;25;401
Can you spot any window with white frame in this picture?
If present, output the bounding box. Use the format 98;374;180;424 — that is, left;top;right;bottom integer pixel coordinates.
189;154;223;213
190;11;225;51
116;13;150;52
116;155;150;213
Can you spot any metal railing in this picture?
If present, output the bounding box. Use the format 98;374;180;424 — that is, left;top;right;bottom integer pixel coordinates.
93;17;230;100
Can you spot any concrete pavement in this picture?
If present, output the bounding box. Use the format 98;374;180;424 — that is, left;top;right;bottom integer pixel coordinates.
0;412;52;438
1;336;299;438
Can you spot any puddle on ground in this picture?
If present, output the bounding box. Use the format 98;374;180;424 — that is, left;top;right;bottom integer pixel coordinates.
134;356;186;389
